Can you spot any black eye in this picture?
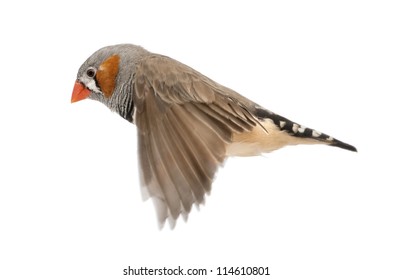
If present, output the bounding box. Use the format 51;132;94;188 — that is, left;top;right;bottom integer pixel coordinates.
86;68;96;78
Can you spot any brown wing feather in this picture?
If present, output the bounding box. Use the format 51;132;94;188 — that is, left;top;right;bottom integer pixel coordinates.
133;55;258;227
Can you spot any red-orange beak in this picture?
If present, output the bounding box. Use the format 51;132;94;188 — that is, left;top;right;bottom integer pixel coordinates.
71;81;91;103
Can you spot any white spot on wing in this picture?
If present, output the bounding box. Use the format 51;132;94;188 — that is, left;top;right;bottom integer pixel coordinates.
292;123;299;133
280;121;286;128
298;126;306;133
327;136;334;141
312;130;322;137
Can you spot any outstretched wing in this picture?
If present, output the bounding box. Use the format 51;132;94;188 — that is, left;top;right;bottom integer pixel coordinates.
133;55;258;227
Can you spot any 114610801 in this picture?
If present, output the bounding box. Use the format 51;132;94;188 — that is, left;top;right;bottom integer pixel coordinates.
216;266;270;276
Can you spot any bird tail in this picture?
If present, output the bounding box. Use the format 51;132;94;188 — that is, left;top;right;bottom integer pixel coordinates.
329;138;357;152
255;107;357;152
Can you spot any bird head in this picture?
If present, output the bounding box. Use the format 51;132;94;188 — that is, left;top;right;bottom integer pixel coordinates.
71;44;149;120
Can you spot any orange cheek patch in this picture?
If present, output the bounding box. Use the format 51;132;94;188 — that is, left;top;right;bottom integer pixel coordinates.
96;55;120;98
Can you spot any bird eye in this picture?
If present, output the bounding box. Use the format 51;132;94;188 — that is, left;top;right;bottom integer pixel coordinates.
86;68;96;78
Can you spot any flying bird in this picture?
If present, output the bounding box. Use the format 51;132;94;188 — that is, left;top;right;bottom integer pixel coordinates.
71;44;356;228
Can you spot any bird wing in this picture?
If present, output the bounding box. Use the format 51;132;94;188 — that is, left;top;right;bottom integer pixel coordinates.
133;55;258;227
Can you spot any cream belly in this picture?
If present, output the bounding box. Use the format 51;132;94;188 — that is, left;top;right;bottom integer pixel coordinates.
226;119;320;157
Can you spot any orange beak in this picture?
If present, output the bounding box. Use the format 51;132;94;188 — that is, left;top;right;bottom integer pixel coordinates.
71;81;91;103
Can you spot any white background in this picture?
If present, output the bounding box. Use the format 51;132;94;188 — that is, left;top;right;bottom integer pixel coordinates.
1;1;392;279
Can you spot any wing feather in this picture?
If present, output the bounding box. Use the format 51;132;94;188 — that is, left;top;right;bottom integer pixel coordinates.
133;55;258;226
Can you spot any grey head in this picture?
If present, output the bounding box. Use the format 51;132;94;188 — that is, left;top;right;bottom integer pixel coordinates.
72;44;151;122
